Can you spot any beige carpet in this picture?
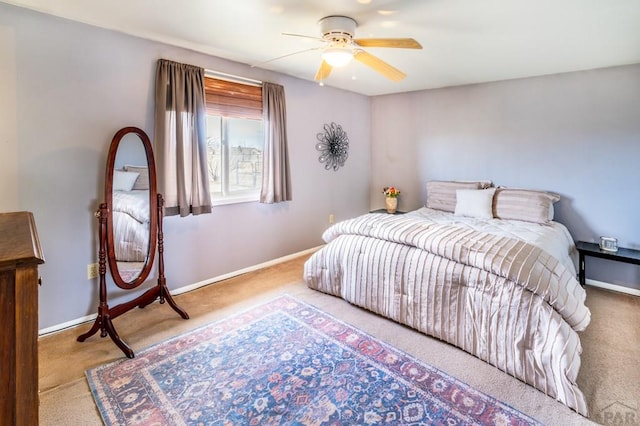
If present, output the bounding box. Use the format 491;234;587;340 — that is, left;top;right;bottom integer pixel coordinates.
39;254;639;425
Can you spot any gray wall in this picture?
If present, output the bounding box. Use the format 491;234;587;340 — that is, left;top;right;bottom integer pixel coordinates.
0;3;371;330
370;64;640;289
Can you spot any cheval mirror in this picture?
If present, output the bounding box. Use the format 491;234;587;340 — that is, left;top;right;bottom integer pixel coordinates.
77;126;189;358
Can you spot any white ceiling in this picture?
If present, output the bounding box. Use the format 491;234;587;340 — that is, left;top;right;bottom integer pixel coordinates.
3;0;640;96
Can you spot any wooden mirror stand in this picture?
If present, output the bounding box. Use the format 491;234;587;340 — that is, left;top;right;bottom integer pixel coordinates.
77;127;189;358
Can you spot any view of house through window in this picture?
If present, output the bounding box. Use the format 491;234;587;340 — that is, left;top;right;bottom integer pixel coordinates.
204;74;263;202
206;115;264;198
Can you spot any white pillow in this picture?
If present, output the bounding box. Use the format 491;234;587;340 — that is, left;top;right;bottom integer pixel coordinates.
454;188;496;219
426;180;493;212
113;170;140;191
124;165;149;190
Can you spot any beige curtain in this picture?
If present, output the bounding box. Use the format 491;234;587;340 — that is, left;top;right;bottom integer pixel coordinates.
260;82;292;203
154;59;212;217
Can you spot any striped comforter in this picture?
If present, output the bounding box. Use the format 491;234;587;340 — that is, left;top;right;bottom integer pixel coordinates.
113;190;149;262
304;211;591;415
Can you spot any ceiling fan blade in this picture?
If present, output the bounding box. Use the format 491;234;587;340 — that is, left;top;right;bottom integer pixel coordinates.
354;50;406;82
251;47;322;68
314;60;333;81
282;32;325;42
354;38;422;49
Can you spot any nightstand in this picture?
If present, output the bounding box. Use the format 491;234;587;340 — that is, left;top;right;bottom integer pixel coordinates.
369;209;406;215
575;241;640;286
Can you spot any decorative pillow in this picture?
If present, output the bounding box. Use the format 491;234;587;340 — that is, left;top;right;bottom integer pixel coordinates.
493;188;560;224
124;165;149;190
454;188;496;219
113;170;139;192
426;180;493;212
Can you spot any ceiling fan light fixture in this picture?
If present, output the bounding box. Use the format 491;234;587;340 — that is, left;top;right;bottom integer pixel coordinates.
322;46;353;67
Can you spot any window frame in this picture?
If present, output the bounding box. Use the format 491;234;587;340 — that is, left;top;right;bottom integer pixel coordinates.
203;72;264;205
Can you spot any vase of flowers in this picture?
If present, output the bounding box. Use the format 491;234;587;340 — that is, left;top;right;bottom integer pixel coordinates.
382;186;400;214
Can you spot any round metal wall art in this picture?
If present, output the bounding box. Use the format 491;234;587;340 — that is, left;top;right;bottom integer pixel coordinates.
316;122;349;171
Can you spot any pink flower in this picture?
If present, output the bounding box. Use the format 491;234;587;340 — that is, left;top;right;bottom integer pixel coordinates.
382;186;400;198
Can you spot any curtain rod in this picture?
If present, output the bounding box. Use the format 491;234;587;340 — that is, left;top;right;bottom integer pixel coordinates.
205;70;262;87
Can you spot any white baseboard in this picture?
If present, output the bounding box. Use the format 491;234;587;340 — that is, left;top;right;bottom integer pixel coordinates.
39;313;99;336
38;246;322;337
171;246;321;296
586;278;640;297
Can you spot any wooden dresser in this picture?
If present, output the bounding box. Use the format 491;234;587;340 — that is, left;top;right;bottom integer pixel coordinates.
0;212;45;426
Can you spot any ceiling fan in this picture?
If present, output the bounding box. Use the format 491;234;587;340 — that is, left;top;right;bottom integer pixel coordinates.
267;16;422;82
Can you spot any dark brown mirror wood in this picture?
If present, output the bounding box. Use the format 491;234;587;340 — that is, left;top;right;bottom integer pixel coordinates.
77;126;189;358
105;127;157;289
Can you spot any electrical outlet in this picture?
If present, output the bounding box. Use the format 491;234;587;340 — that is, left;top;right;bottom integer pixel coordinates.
329;214;335;224
87;263;99;279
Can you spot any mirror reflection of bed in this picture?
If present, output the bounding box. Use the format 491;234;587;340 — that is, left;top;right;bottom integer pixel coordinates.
111;133;150;283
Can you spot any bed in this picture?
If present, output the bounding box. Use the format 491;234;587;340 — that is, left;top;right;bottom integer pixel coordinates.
112;189;149;262
304;181;591;416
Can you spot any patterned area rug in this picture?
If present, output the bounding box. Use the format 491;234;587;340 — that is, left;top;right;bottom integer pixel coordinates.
86;295;541;425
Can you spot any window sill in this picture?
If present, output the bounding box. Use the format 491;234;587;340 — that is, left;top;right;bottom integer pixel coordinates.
212;194;260;206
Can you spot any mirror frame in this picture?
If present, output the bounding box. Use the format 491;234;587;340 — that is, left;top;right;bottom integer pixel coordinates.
104;126;158;290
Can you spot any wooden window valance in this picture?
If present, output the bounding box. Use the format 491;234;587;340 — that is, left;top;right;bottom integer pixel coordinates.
204;77;262;120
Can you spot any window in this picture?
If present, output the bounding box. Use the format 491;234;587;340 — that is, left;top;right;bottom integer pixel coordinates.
204;75;263;203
